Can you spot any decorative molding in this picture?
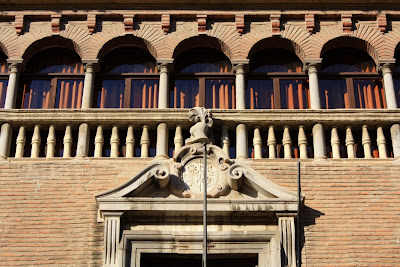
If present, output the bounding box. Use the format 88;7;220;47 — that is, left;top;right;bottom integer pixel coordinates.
161;14;170;34
51;13;61;35
377;13;387;32
235;14;245;35
305;14;315;33
124;13;134;33
341;14;352;35
197;15;207;34
15;14;24;35
87;13;96;34
270;14;281;35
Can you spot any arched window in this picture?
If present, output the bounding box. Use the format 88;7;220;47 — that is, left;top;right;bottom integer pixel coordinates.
247;49;309;109
320;48;385;109
171;48;234;109
0;53;8;108
20;48;84;109
94;47;158;108
392;50;400;107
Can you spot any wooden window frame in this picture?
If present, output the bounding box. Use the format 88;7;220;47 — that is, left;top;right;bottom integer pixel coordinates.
20;73;84;109
247;72;308;109
172;72;235;108
319;72;383;108
96;72;159;108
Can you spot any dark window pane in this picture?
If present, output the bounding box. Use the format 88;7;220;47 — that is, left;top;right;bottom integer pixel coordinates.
22;80;52;109
0;79;8;108
280;80;310;109
205;79;234;109
26;48;83;74
101;47;157;73
96;80;125;108
353;79;385;109
131;80;159;108
250;49;303;73
321;48;376;73
0;53;8;74
393;79;400;107
175;48;231;73
55;79;84;109
319;80;349;109
246;80;274;109
171;80;199;108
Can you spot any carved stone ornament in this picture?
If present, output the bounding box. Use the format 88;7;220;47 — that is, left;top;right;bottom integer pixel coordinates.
185;107;213;145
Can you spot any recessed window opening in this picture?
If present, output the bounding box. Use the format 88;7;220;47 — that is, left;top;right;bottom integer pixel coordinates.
0;53;9;108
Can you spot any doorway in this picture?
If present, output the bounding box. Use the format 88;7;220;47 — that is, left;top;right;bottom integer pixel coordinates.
140;253;258;267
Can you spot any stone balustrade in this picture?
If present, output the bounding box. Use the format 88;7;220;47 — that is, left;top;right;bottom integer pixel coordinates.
0;109;399;160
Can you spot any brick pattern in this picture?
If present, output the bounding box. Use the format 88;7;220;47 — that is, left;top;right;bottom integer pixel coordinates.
0;159;399;266
0;11;398;62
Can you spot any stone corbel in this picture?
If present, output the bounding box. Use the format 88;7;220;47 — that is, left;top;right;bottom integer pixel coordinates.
123;13;135;33
197;15;207;34
15;14;24;35
87;13;96;34
51;13;61;35
102;211;124;267
341;14;352;35
276;213;297;267
161;14;170;34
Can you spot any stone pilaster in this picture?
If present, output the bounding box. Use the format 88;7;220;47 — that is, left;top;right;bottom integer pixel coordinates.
277;214;297;267
103;212;124;267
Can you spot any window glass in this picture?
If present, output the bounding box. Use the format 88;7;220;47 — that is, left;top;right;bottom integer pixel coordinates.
96;80;125;108
0;53;9;108
319;79;348;109
22;80;52;109
353;80;385;109
55;80;83;108
280;80;310;109
131;80;159;108
175;48;231;73
205;79;234;109
247;80;274;109
321;48;376;73
171;80;199;108
250;49;302;73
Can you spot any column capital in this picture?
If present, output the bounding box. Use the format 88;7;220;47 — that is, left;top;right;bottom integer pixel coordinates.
276;212;297;218
7;59;23;73
82;59;99;72
157;58;174;72
232;59;249;74
378;59;396;73
304;58;322;73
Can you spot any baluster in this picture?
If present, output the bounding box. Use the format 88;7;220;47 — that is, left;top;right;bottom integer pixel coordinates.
253;126;262;159
15;126;26;158
236;124;248;159
282;126;292;159
361;125;372;158
31;125;41;158
221;125;230;157
330;127;341;159
140;125;150;158
110;126;119;158
94;125;104;158
63;125;72;158
174;125;183;154
298;125;308;159
345;126;355;158
376;126;387;158
390;124;400;158
125;125;135;158
46;124;56;158
267;125;276;159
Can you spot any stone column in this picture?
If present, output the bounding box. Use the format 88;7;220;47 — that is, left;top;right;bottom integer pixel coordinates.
391;124;400;159
157;59;173;109
312;123;327;160
304;60;322;109
278;215;297;267
4;59;23;109
236;123;248;159
156;122;168;159
76;123;90;158
380;62;397;109
103;212;124;267
233;61;249;109
0;123;12;159
81;59;98;109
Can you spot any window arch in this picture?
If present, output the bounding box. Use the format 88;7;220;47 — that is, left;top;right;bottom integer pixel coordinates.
247;48;309;109
94;47;158;108
20;48;84;109
0;53;8;108
392;50;400;107
319;48;385;109
171;47;234;109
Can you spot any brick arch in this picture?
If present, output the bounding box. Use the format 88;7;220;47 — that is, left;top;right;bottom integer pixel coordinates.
96;35;157;62
320;36;379;64
247;36;306;62
172;35;233;62
0;26;18;58
384;28;400;60
60;24;92;59
21;36;83;65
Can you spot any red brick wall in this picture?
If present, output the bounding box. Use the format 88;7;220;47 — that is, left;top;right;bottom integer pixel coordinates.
1;159;400;266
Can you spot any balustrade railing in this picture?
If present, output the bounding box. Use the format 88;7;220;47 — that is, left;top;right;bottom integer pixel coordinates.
0;109;399;160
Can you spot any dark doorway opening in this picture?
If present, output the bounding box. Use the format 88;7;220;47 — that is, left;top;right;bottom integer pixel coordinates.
140;253;258;267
